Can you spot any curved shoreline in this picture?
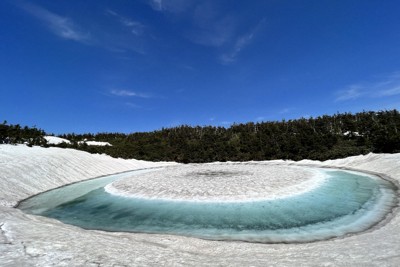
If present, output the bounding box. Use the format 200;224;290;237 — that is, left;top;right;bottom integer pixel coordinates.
19;164;398;244
13;167;166;209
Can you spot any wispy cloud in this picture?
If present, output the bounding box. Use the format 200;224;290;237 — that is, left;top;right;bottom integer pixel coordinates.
188;16;235;47
125;102;141;108
16;2;149;54
220;18;266;64
335;72;400;101
378;87;400;97
110;89;150;98
255;116;265;122
375;73;400;96
147;0;194;13
335;85;364;101
147;0;264;63
106;9;145;36
148;0;163;11
148;0;234;47
279;108;293;114
220;31;254;64
18;2;90;43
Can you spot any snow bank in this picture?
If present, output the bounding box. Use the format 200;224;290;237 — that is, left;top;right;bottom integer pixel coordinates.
0;145;175;207
85;141;112;146
44;136;112;146
0;146;399;266
78;140;112;146
43;136;71;145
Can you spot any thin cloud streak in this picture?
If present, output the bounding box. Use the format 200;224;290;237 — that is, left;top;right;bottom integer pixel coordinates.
147;0;194;13
379;87;400;97
149;0;234;47
125;102;141;108
149;0;163;11
17;2;147;54
110;89;151;98
279;108;294;114
220;32;254;64
106;9;145;36
335;86;363;101
255;116;265;122
188;16;235;47
220;18;266;64
19;2;90;43
335;72;400;102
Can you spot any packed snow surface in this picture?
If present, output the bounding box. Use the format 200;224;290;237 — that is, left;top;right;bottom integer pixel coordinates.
43;136;71;145
44;136;112;146
1;145;399;266
106;164;326;201
79;140;112;146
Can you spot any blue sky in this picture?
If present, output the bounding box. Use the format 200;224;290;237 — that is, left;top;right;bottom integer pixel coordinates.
1;0;400;134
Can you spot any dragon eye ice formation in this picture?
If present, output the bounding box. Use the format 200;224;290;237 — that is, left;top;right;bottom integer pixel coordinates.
18;163;398;243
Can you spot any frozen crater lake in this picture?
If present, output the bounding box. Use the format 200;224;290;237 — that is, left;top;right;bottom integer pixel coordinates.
18;163;398;243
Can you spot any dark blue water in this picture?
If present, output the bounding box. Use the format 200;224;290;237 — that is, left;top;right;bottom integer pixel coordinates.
18;168;398;243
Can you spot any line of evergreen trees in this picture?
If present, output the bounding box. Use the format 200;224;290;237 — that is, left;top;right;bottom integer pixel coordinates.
2;110;400;163
0;120;46;146
59;110;400;162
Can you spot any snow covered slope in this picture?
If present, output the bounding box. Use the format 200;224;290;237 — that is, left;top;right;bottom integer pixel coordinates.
0;145;174;207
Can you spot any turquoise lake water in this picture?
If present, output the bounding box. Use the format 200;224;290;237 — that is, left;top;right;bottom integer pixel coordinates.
18;167;398;243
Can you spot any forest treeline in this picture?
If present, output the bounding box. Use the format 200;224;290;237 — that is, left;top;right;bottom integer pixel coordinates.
59;110;400;162
0;121;46;146
2;110;400;163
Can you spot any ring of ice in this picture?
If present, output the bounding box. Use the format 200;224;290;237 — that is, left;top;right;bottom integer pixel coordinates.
18;163;398;243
